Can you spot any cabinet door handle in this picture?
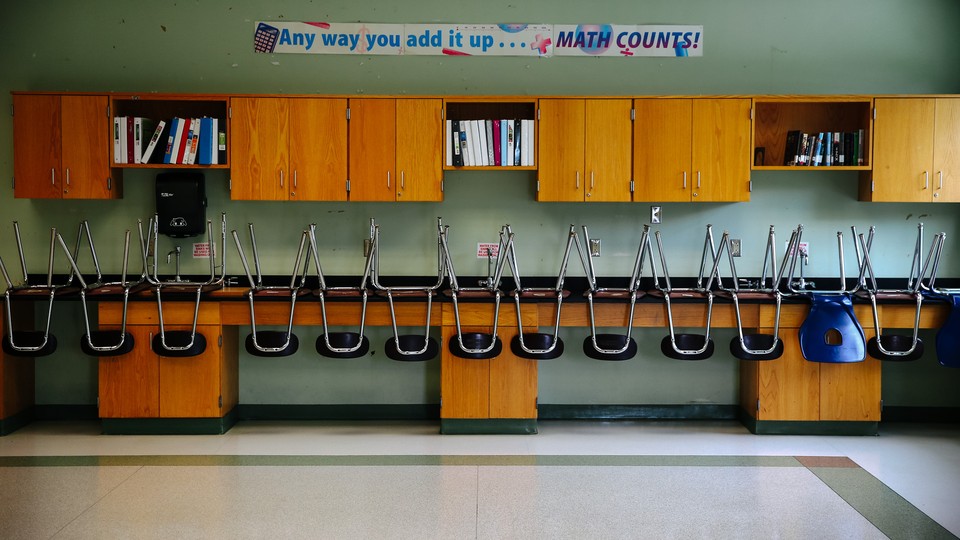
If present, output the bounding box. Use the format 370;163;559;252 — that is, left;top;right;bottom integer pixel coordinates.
293;170;298;188
387;171;391;188
401;171;405;189
697;171;701;189
924;171;929;190
682;171;687;189
938;170;943;190
590;171;595;190
576;171;580;189
280;170;284;188
51;168;55;185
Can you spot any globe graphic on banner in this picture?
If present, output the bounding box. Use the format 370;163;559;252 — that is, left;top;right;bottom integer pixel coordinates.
576;24;613;55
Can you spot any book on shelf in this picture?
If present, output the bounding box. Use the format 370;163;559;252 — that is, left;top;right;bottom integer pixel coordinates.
140;120;167;164
445;120;453;167
514;119;522;166
523;119;535;166
471;120;485;166
113;117;123;164
186;117;201;165
175;117;193;164
461;120;474;166
500;119;509;166
783;130;802;166
163;117;181;164
506;121;515;166
475;119;488;166
217;125;227;164
197;117;214;166
485;120;495;166
133;117;156;165
857;128;865;165
823;132;833;166
491;119;501;166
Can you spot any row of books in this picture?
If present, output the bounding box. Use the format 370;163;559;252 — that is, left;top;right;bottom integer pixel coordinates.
113;116;225;165
445;118;535;168
783;130;865;167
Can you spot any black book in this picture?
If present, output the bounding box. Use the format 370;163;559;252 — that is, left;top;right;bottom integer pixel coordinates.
451;120;464;167
514;119;522;166
783;130;802;166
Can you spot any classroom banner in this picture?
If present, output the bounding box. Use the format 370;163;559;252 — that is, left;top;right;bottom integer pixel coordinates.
253;22;702;57
552;25;702;57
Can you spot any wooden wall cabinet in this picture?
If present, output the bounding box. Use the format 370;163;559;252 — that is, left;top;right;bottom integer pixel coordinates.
348;98;443;202
97;303;238;420
633;98;751;202
12;93;119;199
537;99;632;202
866;97;960;202
230;97;347;201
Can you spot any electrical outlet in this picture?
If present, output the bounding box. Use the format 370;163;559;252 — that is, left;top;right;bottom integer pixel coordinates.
730;238;742;257
589;238;601;257
650;206;662;224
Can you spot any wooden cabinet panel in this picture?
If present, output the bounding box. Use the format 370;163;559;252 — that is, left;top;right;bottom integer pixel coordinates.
756;328;820;421
98;326;160;418
537;99;585;202
933;98;960;202
349;98;396;201
820;329;880;421
441;326;490;419
633;99;691;202
396;99;443;202
230;97;288;200
691;98;751;202
488;328;538;418
289;98;347;201
61;95;113;199
158;326;222;418
584;99;632;202
13;94;62;199
870;98;935;202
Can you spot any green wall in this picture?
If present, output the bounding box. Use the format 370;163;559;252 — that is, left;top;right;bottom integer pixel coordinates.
2;0;960;409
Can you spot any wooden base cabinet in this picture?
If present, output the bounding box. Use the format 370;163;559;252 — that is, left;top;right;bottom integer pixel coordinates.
0;311;36;435
739;325;881;434
98;303;238;429
440;304;538;433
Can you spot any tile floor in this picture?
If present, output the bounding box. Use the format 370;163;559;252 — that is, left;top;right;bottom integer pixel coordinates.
1;420;958;539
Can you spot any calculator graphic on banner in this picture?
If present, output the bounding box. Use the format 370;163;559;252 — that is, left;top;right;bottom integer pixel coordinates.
254;23;280;53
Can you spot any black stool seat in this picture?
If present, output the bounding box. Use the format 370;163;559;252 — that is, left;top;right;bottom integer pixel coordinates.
317;332;369;359
81;330;135;357
449;333;502;360
152;331;207;357
3;331;58;357
729;334;784;361
386;335;439;362
512;333;564;360
246;331;299;357
582;334;637;361
660;334;714;360
867;334;924;362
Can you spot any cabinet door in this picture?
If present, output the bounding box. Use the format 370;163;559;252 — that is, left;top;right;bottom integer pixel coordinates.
12;94;63;199
933;98;960;202
440;326;491;419
396;99;443;202
98;326;160;418
871;98;935;202
158;325;222;418
756;328;820;421
537;99;585;202
633;99;691;202
691;98;751;202
61;95;115;199
289;98;347;201
349;98;397;201
584;99;632;202
820;329;880;422
488;328;538;419
230;97;289;200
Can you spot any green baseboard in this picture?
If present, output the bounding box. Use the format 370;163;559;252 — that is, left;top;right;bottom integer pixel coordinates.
101;407;238;435
0;407;34;436
740;410;878;435
440;418;538;435
539;404;738;420
237;404;439;421
33;404;99;421
881;406;960;423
